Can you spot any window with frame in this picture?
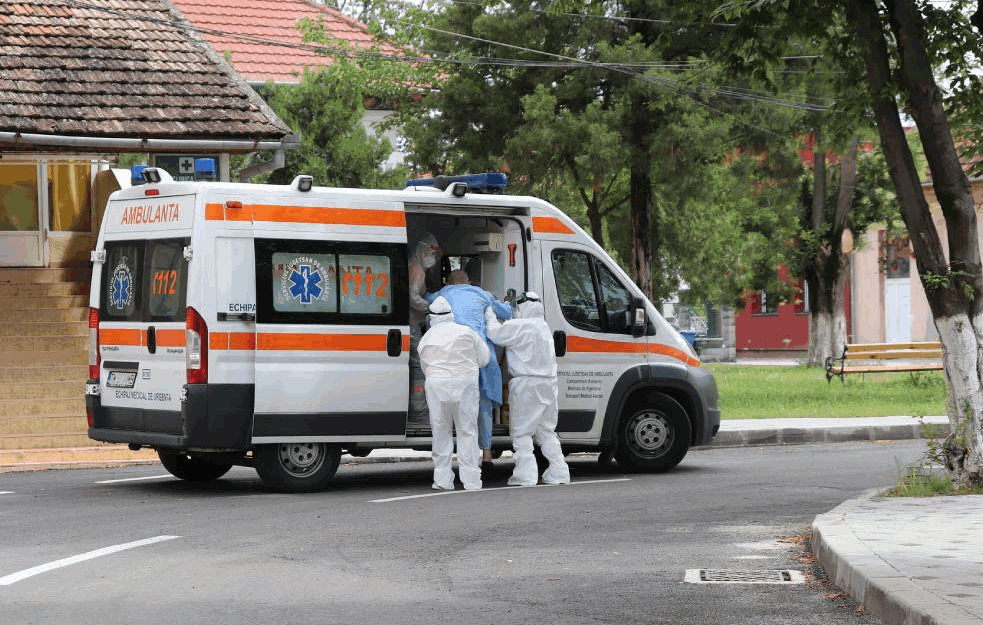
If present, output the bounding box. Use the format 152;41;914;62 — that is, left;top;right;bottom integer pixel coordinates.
101;239;187;322
256;239;407;325
551;249;637;335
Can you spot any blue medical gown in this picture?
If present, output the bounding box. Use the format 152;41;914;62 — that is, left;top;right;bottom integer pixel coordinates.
426;285;512;405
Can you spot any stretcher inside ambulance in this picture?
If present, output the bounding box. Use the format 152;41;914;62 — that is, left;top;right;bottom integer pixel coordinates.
85;170;719;492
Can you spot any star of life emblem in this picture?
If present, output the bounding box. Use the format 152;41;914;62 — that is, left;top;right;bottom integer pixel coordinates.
279;256;328;305
109;260;133;311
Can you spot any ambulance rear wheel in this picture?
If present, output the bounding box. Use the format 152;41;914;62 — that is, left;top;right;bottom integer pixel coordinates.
254;443;341;492
157;450;232;482
614;392;691;473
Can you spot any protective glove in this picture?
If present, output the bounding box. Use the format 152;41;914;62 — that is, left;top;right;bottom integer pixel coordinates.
484;305;498;326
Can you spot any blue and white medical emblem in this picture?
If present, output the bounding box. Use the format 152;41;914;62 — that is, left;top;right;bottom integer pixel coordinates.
289;264;323;304
279;257;329;306
109;261;133;311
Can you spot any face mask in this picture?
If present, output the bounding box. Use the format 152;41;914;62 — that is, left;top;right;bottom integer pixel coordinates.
422;252;436;269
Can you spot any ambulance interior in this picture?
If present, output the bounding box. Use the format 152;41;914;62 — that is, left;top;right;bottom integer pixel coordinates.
406;212;529;437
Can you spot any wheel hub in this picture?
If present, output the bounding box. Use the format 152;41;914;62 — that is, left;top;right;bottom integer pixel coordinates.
627;411;672;455
277;443;325;477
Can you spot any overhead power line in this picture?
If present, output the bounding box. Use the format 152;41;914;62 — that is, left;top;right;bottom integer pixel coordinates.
55;0;831;115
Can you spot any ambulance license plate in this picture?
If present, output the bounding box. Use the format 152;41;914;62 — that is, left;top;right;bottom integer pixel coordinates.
107;371;137;389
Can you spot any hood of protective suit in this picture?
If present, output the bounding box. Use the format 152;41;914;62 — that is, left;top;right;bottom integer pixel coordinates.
516;296;545;320
428;296;454;326
413;233;440;269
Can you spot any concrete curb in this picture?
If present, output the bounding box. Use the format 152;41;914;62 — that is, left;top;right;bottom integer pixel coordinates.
703;422;947;449
812;489;983;625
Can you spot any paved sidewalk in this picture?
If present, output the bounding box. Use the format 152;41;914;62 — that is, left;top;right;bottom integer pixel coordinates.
813;490;983;625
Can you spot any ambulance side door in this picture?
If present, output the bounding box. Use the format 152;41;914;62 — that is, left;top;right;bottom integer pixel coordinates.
539;241;649;439
253;237;410;443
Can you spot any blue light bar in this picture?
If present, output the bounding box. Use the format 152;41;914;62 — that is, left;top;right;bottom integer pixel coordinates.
405;172;508;194
130;164;148;186
195;158;217;181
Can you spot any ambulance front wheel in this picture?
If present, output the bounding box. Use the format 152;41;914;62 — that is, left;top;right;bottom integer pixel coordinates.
614;392;691;472
254;443;342;492
157;450;233;482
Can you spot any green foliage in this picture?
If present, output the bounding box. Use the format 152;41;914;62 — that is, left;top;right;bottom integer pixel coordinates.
398;0;816;304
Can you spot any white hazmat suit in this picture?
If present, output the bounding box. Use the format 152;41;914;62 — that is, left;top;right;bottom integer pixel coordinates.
408;233;441;425
485;293;571;486
418;296;490;490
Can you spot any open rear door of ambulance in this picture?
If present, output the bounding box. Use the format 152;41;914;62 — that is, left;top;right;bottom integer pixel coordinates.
250;194;410;489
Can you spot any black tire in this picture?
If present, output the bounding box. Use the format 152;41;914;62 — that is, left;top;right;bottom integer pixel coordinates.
157;450;233;482
346;448;372;458
614;392;692;472
254;443;341;492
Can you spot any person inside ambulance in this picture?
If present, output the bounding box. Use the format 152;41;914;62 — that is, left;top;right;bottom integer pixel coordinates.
426;269;512;467
418;296;490;491
485;292;571;486
407;233;442;425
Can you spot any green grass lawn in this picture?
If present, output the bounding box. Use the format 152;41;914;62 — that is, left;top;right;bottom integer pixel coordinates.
707;365;947;419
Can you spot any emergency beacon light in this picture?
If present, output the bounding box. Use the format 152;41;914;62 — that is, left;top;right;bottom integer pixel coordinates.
130;164;147;186
195;158;217;182
405;172;508;194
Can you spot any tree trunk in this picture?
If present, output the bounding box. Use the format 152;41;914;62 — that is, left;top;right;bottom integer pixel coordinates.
627;88;654;301
848;0;983;485
805;136;857;367
586;203;605;248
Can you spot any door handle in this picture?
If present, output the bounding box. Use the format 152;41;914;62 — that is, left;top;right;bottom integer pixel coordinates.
387;329;402;357
147;326;157;354
553;330;566;357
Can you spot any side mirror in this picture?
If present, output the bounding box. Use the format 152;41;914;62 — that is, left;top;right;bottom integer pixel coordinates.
631;297;646;338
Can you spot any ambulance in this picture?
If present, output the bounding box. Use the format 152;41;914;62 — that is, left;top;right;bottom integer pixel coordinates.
86;169;719;492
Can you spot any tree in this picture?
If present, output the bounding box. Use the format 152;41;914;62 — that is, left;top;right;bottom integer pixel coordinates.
846;0;983;484
723;0;982;483
401;0;803;305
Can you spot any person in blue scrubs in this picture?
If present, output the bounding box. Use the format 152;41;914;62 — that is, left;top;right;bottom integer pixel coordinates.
427;270;512;465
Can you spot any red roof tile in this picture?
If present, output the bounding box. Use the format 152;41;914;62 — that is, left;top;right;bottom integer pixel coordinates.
0;0;291;141
169;0;399;83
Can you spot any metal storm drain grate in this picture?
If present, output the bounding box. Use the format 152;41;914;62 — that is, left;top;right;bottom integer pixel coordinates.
684;569;805;584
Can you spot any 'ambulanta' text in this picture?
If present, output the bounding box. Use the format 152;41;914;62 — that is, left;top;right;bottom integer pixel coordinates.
120;203;181;225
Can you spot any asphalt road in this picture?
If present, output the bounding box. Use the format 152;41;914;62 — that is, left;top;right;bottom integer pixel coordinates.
0;440;925;625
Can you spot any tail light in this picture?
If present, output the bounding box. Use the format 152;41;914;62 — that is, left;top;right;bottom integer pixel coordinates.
186;306;208;384
88;307;100;380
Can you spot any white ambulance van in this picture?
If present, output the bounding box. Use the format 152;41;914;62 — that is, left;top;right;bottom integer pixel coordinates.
86;169;719;492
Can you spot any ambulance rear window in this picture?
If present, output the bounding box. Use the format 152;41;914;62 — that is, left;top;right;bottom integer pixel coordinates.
101;239;188;322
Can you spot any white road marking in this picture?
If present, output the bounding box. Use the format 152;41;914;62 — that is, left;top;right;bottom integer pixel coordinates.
369;478;631;503
95;474;173;484
0;491;14;495
0;535;181;586
733;555;770;560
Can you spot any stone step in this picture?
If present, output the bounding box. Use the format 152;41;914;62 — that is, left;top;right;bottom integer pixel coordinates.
0;414;86;435
0;396;84;418
0;267;90;284
0;282;89;297
0;364;88;384
0;350;88;366
0;432;96;450
6;295;90;310
0;335;87;352
0;321;87;338
0;380;79;400
15;308;89;323
0;445;159;467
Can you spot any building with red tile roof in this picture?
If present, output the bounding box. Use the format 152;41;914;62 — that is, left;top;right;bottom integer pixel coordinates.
170;0;401;85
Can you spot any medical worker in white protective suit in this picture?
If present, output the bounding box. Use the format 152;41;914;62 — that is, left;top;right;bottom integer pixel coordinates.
485;292;571;486
418;296;490;490
407;233;441;425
